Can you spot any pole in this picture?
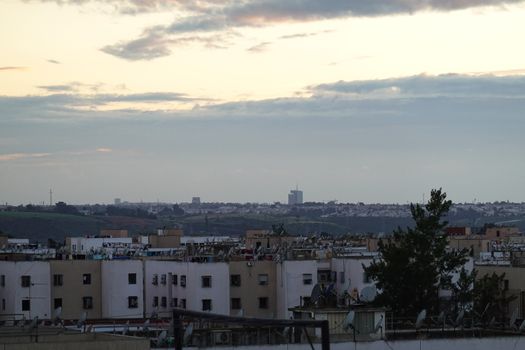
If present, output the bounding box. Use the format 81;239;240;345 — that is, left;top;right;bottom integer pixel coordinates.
321;320;330;350
173;312;183;350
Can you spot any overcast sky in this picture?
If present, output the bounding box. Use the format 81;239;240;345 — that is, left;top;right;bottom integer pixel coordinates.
1;0;525;205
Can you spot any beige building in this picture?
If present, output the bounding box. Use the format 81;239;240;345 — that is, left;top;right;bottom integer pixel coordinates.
100;229;128;238
484;226;520;239
49;260;103;320
148;228;182;248
476;265;525;318
245;230;296;251
448;236;491;258
229;260;277;318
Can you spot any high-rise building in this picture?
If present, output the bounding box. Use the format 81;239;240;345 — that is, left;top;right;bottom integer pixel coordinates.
114;198;121;205
191;197;201;206
288;188;303;205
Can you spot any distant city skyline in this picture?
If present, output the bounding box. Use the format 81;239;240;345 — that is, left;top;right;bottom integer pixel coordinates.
1;1;525;205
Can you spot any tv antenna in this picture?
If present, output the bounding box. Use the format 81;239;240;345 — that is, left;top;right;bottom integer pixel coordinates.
415;309;427;330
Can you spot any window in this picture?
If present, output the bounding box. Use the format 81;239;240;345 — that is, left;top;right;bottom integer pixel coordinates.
128;296;138;308
128;273;137;285
161;274;167;285
202;299;212;311
180;275;186;287
258;274;269;286
153;296;159;307
82;297;93;309
180;299;186;309
152;274;158;285
258;297;269;309
171;298;178;307
172;274;178;285
363;272;371;284
21;275;31;288
303;273;313;285
54;298;62;309
53;274;63;286
202;275;212;288
161;296;167;308
1;274;5;287
22;299;30;311
231;298;242;310
230;274;241;287
82;274;91;285
2;298;5;311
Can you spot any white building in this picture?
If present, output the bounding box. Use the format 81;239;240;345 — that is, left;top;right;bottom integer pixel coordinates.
288;188;303;205
144;260;230;317
331;254;377;302
67;237;134;254
276;260;319;318
101;260;144;318
0;261;51;321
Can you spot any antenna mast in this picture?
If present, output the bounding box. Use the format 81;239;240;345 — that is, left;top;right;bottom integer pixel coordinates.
49;189;53;206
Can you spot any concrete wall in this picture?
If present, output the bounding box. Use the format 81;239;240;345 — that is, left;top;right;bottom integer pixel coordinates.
101;260;144;318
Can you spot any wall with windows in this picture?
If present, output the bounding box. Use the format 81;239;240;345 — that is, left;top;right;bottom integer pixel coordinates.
49;260;102;320
276;260;319;318
101;260;143;318
144;260;229;317
229;260;277;318
331;256;375;303
0;261;51;320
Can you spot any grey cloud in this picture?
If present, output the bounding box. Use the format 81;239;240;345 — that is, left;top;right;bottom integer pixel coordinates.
0;66;27;71
247;41;271;53
312;74;525;98
37;84;76;92
47;59;61;64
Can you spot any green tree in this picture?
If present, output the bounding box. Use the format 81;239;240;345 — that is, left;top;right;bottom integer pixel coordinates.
473;272;516;323
364;189;469;317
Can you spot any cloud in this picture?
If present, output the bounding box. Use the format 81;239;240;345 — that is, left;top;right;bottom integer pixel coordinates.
96;147;112;153
247;41;271;53
37;84;76;93
0;153;51;161
0;66;27;71
47;59;61;64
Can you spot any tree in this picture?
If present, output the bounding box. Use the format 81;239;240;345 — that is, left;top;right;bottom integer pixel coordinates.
364;189;469;317
473;272;516;322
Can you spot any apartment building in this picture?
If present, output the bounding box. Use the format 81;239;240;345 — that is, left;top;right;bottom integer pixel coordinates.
0;261;51;320
229;260;277;318
144;260;229;317
331;255;376;301
49;260;102;319
101;260;144;318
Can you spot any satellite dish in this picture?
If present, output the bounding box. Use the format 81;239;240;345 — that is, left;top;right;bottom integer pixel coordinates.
374;315;384;333
310;284;322;304
360;286;377;303
122;321;129;335
519;320;525;332
52;306;62;321
183;323;193;345
510;309;518;329
343;311;355;331
143;319;150;332
415;309;427;329
77;312;87;328
488;316;496;328
157;330;167;345
455;310;465;327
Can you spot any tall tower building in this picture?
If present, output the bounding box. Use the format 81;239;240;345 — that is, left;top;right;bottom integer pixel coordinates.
288;187;303;205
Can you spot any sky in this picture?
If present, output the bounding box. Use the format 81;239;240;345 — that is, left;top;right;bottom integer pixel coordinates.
1;0;525;205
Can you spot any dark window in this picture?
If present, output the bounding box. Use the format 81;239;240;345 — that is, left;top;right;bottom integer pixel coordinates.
202;299;212;311
53;274;63;286
2;298;5;311
181;299;186;309
54;298;62;309
82;274;91;285
22;299;30;311
202;276;212;288
128;273;137;284
303;274;313;285
180;275;186;287
21;275;31;288
82;296;93;309
1;275;5;287
231;298;242;310
258;297;269;309
128;296;138;308
171;298;178;307
161;274;167;285
258;274;268;286
172;274;178;285
153;296;159;307
504;279;510;291
152;274;158;285
161;296;167;308
230;274;241;287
